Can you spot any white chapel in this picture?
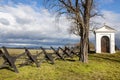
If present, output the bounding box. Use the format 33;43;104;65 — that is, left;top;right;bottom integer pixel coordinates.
94;24;116;54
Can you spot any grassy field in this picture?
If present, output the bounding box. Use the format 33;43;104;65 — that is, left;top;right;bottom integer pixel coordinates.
0;49;120;80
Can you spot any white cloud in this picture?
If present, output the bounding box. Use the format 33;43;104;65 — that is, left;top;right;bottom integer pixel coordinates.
91;10;120;30
0;4;79;48
0;3;120;48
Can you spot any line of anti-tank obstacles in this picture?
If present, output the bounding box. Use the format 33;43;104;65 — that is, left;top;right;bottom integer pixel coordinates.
0;46;79;73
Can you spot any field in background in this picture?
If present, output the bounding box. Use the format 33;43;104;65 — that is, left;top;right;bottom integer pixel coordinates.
0;48;120;80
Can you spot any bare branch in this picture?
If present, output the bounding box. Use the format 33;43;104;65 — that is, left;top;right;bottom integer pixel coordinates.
44;0;97;63
59;0;76;13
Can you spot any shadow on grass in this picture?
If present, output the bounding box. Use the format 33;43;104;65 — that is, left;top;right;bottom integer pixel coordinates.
65;59;76;62
89;50;96;54
0;66;15;72
92;55;120;63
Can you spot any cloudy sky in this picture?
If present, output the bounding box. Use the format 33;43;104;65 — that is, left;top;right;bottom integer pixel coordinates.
0;0;120;48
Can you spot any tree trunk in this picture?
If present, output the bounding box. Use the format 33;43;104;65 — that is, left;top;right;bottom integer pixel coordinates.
88;38;90;53
79;0;91;63
80;29;89;63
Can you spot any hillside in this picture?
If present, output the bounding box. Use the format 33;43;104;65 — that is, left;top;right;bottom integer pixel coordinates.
0;49;120;80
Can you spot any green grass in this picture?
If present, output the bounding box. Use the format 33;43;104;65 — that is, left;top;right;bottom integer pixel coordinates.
0;49;120;80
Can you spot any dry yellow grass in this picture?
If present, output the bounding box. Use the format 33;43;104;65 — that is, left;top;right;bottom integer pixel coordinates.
0;48;53;55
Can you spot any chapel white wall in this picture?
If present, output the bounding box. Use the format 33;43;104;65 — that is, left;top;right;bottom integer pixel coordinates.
95;32;115;54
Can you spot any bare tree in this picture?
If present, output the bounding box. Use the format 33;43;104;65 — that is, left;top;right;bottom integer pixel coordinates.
45;0;97;63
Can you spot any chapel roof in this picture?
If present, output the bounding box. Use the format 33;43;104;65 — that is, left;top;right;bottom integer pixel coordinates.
94;24;116;33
